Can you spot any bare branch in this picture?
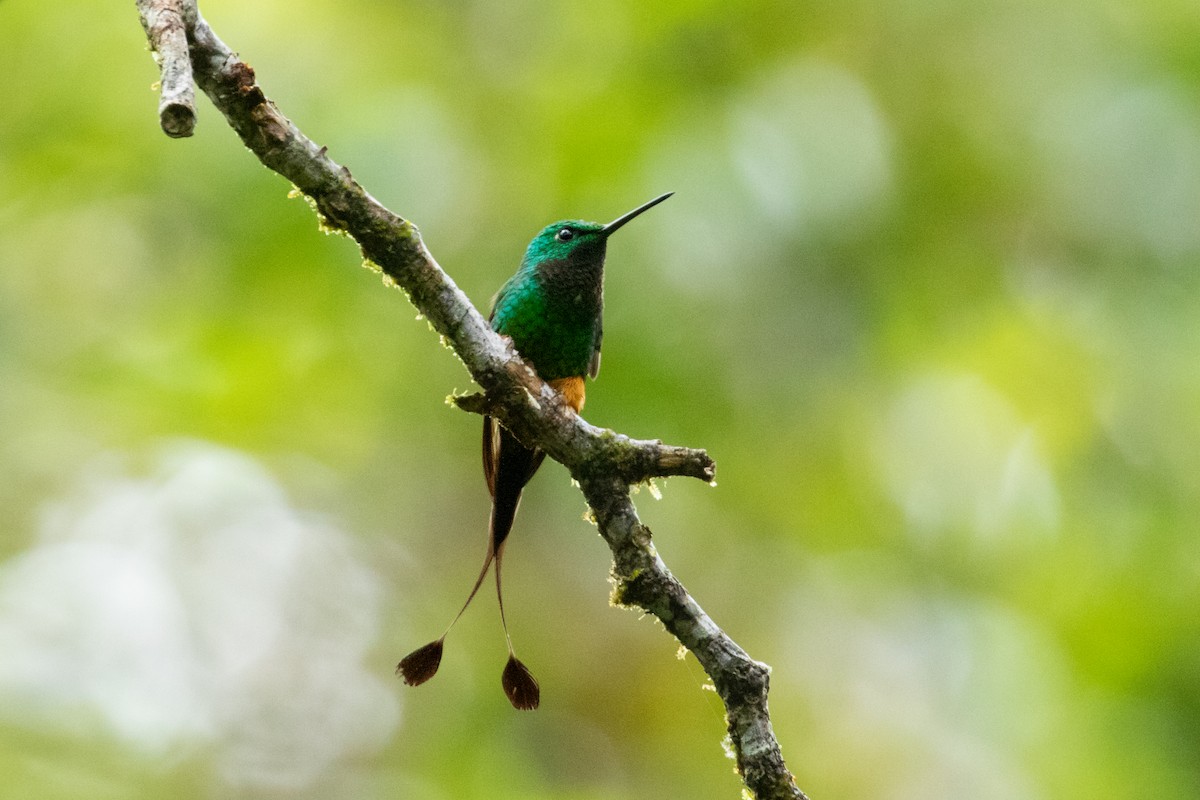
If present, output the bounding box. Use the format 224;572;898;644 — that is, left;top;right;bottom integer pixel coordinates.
133;4;806;798
135;0;196;137
584;479;804;800
451;391;715;484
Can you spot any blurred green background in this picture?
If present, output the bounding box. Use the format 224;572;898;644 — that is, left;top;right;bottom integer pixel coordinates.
3;0;1199;797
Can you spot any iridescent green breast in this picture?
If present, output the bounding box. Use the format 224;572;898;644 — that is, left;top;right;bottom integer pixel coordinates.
491;261;602;381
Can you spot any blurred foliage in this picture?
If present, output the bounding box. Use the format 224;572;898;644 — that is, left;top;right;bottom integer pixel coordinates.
2;0;1200;798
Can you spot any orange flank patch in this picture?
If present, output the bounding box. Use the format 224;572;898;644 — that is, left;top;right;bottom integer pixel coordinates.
549;376;586;412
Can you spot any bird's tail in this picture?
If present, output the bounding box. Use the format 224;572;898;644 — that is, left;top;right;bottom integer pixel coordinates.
396;417;543;709
485;417;544;709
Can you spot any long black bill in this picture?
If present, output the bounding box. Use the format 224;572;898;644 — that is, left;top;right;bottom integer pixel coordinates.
601;192;673;236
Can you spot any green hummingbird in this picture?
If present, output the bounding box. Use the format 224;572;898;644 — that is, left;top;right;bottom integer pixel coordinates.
396;192;673;710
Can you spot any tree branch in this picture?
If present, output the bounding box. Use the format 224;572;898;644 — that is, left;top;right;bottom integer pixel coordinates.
134;3;807;797
135;0;196;137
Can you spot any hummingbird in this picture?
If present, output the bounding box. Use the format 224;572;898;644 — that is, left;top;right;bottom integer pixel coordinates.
396;192;673;710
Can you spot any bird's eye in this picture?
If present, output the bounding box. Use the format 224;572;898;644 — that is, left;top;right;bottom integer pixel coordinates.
556;228;574;242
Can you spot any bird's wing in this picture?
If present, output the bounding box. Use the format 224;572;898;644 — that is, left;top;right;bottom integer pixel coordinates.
588;318;603;379
483;415;499;497
483;416;546;501
483;417;546;551
488;270;522;328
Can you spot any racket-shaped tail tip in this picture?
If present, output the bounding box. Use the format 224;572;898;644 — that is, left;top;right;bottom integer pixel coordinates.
502;654;541;710
397;638;445;686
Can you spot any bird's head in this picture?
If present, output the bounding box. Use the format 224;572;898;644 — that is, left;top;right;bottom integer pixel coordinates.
520;192;673;273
